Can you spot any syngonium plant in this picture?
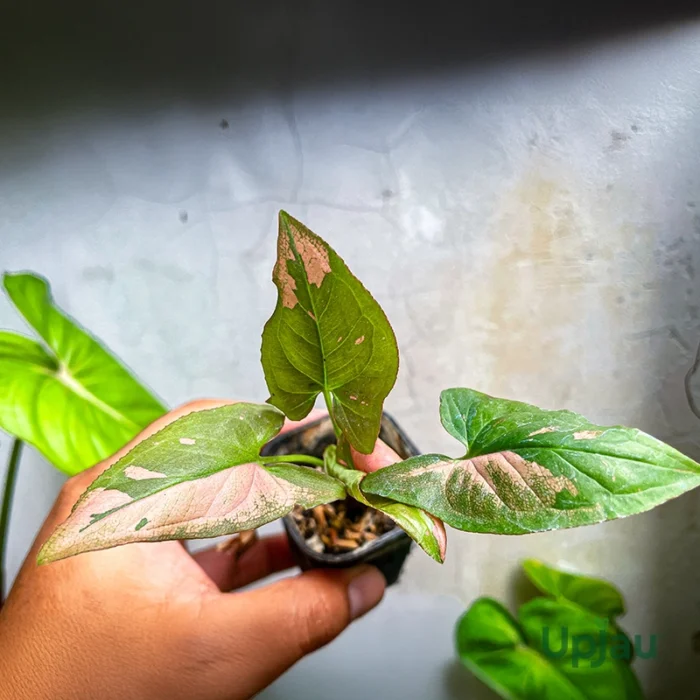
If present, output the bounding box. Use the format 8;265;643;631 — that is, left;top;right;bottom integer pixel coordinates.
33;211;700;564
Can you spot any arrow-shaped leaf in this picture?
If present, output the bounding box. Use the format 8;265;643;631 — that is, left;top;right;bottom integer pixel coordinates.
39;403;346;563
363;388;700;534
323;445;445;563
261;212;399;454
1;272;166;474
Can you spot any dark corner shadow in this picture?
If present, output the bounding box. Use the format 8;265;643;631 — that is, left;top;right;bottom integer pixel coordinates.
1;0;700;116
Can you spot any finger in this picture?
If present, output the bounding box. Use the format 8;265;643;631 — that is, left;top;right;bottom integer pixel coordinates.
192;533;296;591
279;408;327;435
351;442;448;556
200;566;386;696
351;440;401;473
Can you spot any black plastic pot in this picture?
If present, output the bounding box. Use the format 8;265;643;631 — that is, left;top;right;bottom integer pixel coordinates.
261;413;420;586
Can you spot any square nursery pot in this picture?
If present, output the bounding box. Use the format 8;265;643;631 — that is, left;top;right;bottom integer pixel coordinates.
261;413;419;586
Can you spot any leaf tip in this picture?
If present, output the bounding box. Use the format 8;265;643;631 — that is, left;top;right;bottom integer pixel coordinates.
3;269;44;290
36;538;61;566
521;558;540;573
278;209;298;231
430;515;447;563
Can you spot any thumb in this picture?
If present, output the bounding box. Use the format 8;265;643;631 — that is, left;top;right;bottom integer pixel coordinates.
201;566;385;695
350;440;401;473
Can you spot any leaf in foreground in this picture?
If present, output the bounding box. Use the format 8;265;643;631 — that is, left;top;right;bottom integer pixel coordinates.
323;445;446;562
261;211;398;454
39;403;345;563
363;388;700;534
0;272;166;474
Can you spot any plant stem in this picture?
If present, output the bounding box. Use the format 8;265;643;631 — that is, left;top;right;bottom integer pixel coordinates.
264;453;325;468
322;389;342;439
0;439;22;607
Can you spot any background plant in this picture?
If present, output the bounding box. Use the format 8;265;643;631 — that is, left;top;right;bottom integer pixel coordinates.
0;272;165;602
455;560;644;699
37;212;700;565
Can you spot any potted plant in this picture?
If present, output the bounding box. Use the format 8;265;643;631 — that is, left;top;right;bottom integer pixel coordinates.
13;212;700;582
261;412;423;584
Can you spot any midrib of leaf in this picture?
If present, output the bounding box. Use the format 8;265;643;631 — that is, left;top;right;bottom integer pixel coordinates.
284;225;336;421
52;364;140;432
81;460;292;530
464;641;585;700
516;644;587;698
468;432;699;474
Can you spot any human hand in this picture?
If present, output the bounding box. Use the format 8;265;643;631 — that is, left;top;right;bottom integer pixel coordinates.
0;401;387;700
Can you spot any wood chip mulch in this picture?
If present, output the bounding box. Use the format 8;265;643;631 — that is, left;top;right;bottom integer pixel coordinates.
292;498;395;554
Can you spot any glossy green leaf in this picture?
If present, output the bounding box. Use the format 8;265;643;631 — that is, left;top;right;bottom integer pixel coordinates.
261;211;399;454
523;559;625;618
323;445;445;562
455;598;586;700
456;597;643;700
1;272;166;474
39;403;346;562
518;599;643;699
363;387;700;534
522;560;635;664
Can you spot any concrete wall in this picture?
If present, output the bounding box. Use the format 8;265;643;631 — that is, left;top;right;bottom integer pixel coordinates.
2;4;700;697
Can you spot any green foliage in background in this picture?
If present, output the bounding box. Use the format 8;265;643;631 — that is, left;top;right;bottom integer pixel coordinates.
456;560;645;699
0;272;166;474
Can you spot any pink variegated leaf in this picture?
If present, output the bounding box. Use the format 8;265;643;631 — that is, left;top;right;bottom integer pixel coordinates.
261;212;399;454
39;403;345;563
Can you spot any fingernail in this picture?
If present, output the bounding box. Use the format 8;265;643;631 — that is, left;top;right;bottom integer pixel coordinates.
347;565;386;620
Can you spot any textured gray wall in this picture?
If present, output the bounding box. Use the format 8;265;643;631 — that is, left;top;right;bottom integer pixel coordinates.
2;3;700;698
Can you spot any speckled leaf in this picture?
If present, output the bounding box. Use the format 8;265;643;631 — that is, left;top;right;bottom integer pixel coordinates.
363;388;700;534
523;560;625;618
456;597;643;700
261;211;398;454
323;445;445;562
39;403;346;563
0;273;166;474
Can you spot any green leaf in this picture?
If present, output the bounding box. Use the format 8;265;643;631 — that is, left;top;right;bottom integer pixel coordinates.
323;445;445;563
39;403;346;562
1;273;166;474
456;597;643;700
455;598;587;700
522;559;625;618
363;387;700;534
518;599;643;699
261;211;398;454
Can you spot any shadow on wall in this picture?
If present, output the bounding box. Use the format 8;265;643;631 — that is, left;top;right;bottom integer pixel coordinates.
1;0;700;115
